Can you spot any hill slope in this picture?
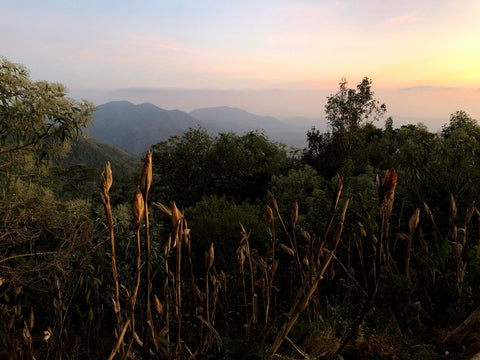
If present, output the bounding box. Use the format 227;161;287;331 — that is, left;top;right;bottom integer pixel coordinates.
89;101;203;155
58;138;139;172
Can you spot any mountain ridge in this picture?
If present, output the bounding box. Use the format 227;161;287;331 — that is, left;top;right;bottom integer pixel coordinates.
88;101;319;155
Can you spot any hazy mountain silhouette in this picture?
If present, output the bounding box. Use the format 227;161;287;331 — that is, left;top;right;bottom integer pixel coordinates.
89;101;315;155
89;101;202;155
189;106;308;147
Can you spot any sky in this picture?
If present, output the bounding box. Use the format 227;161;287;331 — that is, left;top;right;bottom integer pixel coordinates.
2;0;480;130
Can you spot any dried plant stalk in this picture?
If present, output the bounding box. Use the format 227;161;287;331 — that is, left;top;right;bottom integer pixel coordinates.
131;185;144;336
335;169;397;357
141;152;153;359
406;208;420;280
269;199;349;358
100;162;124;356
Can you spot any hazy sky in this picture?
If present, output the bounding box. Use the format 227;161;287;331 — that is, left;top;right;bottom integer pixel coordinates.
2;0;480;129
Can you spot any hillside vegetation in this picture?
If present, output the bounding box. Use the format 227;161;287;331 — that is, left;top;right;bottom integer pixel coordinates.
3;59;480;360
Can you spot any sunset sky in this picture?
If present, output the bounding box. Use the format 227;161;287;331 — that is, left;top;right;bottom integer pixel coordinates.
2;0;480;129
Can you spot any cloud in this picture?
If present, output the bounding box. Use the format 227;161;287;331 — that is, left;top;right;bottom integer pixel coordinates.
400;86;458;92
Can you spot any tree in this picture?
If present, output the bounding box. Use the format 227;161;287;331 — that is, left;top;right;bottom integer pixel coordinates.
151;128;295;206
0;57;95;178
442;110;480;139
325;77;386;156
150;126;213;206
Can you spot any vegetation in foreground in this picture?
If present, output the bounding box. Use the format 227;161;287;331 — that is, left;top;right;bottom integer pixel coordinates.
2;57;480;359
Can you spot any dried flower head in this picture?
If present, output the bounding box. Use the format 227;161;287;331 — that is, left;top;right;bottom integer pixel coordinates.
100;162;113;194
29;307;34;331
154;295;163;315
450;194;457;224
132;185;145;227
409;208;420;236
267;190;279;212
205;242;214;270
280;243;295;257
331;173;343;212
266;205;274;226
423;202;434;224
291;202;299;229
171;201;183;228
378;168;397;220
140;151;152;196
466;202;475;224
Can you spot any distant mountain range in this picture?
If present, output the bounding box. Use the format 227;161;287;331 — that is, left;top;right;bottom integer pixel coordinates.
88;101;201;155
88;101;324;156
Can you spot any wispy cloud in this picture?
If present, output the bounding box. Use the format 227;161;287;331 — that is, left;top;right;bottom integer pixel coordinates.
400;86;459;92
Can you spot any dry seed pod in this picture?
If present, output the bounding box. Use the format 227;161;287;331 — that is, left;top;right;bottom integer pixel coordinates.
409;208;420;235
451;225;458;242
331;173;343;212
267;190;279;212
22;322;32;346
154;295;163;315
153;202;173;218
291;202;299;229
8;317;14;330
382;169;397;200
184;227;191;255
303;256;309;267
164;234;171;255
29;307;34;331
280;243;295;257
140;151;152;195
171;201;183;228
273;260;279;273
112;297;120;314
43;327;52;342
450;194;457;224
357;222;367;237
205;243;214;270
379;169;397;220
236;246;245;270
397;233;410;242
423;202;434;223
300;228;311;243
132;185;145;227
466;202;475;224
266;205;274;226
100;162;113;193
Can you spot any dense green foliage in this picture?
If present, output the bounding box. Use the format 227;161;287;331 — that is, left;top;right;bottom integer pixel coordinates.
150;127;296;207
0;57;95;179
3;62;480;359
